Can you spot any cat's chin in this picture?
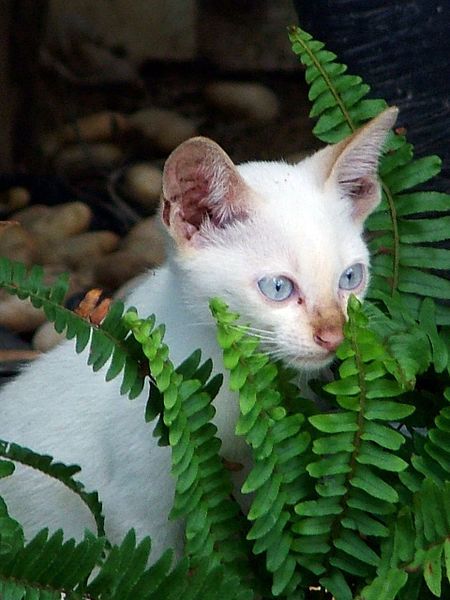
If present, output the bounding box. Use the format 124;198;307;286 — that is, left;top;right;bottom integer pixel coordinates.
288;351;335;373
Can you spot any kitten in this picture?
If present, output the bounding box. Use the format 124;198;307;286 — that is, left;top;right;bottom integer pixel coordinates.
0;107;397;560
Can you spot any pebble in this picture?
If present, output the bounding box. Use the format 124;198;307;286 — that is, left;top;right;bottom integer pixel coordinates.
53;143;124;175
13;202;92;244
32;321;66;352
42;231;120;269
0;187;31;212
93;250;156;289
0;295;48;332
123;163;162;212
129;108;197;153
42;111;130;157
205;81;280;122
121;216;167;266
59;111;129;145
0;222;38;265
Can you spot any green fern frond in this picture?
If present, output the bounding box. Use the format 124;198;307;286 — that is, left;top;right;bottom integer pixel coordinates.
289;27;450;325
292;297;414;594
0;440;106;538
211;297;314;597
125;311;255;592
0;257;147;399
0;522;251;600
364;293;449;387
403;388;450;490
0;526;105;599
362;479;450;600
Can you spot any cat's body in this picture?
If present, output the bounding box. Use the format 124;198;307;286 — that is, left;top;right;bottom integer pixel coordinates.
0;108;397;560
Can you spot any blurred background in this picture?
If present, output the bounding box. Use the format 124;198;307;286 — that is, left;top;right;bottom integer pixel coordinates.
0;0;448;363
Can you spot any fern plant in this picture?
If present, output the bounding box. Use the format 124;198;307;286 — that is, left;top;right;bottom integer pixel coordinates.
0;24;449;600
288;27;450;326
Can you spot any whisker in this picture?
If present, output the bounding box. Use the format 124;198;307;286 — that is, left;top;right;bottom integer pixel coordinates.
230;324;276;342
232;324;273;334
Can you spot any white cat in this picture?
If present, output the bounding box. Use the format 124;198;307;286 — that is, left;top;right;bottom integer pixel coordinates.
0;107;397;560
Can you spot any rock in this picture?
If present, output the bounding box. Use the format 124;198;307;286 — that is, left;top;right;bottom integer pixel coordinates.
123;163;162;212
0;295;47;332
95;216;167;288
63;111;128;144
121;216;166;266
53;143;124;175
11;205;51;232
93;250;156;289
0;222;38;265
13;202;92;244
129;108;196;153
32;321;66;352
205;81;280;122
42;111;130;157
42;230;120;269
0;187;31;212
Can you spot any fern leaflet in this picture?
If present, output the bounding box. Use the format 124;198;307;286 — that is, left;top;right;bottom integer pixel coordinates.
0;257;148;399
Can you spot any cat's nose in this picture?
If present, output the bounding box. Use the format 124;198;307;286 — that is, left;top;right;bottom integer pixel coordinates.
313;328;344;352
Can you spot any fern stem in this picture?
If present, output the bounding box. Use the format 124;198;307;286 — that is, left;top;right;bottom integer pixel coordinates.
327;313;368;567
290;28;356;132
381;181;400;293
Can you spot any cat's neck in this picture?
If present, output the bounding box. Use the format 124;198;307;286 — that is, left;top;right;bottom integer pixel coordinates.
127;261;241;462
127;260;222;370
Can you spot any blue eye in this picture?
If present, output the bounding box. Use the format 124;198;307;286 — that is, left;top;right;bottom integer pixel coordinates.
339;263;365;290
258;276;294;301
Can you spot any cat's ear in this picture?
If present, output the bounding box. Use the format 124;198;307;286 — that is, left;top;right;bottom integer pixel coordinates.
321;107;398;222
161;136;253;246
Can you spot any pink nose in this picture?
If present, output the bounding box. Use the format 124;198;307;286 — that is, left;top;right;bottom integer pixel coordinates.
313;328;344;352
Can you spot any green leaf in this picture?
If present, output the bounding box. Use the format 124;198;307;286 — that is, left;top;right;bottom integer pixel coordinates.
365;379;404;398
364;400;415;421
309;412;358;433
271;555;296;597
292;515;335;536
320;569;352;600
423;544;443;596
333;529;380;566
342;508;389;537
242;456;276;494
313;432;355;455
307;453;352;477
399;216;450;244
351;464;399;503
394;191;450;216
324;377;360;396
248;473;282;520
383;156;442;193
361;421;405;450
295;497;342;517
361;569;408;600
357;441;408;472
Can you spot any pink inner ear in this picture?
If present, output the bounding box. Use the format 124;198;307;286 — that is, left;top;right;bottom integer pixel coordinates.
163;138;251;243
340;175;380;221
341;175;376;198
177;169;215;228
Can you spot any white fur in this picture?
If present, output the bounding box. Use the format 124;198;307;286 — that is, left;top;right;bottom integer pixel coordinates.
0;116;394;559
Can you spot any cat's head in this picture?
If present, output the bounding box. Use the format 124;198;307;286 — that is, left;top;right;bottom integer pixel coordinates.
161;107;398;371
